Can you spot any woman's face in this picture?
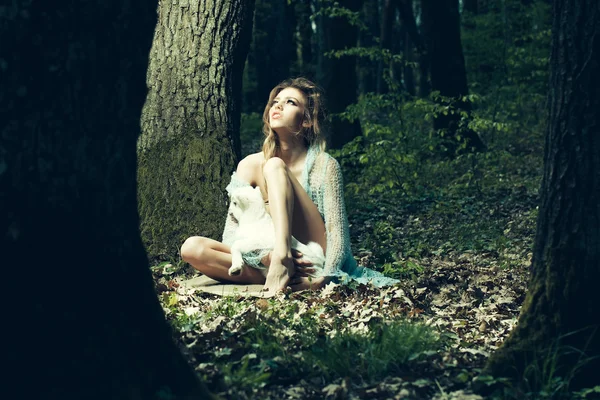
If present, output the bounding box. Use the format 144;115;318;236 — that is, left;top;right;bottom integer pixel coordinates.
268;87;307;135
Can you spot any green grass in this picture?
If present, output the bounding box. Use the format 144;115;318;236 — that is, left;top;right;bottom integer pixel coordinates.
214;318;442;391
475;333;600;400
308;321;441;382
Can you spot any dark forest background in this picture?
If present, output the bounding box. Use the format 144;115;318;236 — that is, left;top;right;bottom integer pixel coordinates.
238;0;550;280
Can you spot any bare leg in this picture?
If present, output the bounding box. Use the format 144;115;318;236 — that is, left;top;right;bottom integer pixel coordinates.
261;157;326;294
262;158;294;293
180;236;265;284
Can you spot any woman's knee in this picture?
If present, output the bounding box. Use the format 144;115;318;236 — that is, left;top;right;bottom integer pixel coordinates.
263;157;287;177
180;236;209;263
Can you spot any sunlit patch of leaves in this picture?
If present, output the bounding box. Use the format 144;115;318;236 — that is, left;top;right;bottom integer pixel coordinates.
152;256;531;398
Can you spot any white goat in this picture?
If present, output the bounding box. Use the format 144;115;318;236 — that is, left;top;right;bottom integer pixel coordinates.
227;185;326;277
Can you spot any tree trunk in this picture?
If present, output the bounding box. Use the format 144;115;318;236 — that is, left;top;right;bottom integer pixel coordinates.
377;0;398;94
485;0;600;390
403;27;417;96
421;0;485;152
1;1;212;399
358;0;380;94
463;0;478;14
398;0;424;52
246;0;295;113
399;0;429;97
138;0;255;262
295;0;314;75
316;0;362;149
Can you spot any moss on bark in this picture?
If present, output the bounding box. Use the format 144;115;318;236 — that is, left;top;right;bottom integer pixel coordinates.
138;132;234;262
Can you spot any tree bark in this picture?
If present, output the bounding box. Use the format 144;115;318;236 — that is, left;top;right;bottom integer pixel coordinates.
377;0;398;94
402;27;417;96
295;0;314;75
421;0;485;152
1;1;212;399
398;0;424;52
316;0;363;149
400;0;430;97
381;0;420;95
138;0;255;262
358;0;380;94
485;0;600;390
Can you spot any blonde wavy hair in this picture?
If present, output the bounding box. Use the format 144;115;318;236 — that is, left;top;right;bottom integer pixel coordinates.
262;77;327;160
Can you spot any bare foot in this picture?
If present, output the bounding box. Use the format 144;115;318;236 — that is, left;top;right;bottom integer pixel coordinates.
263;254;294;294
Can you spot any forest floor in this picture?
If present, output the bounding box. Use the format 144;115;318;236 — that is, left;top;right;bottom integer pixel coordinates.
153;171;540;399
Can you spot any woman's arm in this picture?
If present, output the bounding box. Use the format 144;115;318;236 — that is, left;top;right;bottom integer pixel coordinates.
322;157;352;275
235;154;260;184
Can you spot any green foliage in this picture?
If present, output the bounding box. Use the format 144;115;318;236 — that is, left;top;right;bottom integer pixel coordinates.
160;284;447;395
220;354;272;390
326;46;413;66
323;1;550;275
312;0;369;32
334;92;504;198
308;321;440;382
462;0;551;151
334;86;541;274
476;331;600;399
358;218;424;279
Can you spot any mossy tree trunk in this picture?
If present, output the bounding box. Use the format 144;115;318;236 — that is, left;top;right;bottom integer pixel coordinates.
485;0;599;390
0;1;211;399
138;0;255;262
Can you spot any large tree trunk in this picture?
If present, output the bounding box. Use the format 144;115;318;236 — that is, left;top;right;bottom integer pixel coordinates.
316;0;362;149
138;0;255;262
485;0;599;390
421;0;485;152
1;2;211;399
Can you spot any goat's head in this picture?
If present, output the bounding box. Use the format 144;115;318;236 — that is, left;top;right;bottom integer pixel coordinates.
228;186;266;223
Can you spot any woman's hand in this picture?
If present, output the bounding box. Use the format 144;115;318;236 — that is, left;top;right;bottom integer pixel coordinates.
292;250;318;276
290;250;329;291
261;249;326;295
